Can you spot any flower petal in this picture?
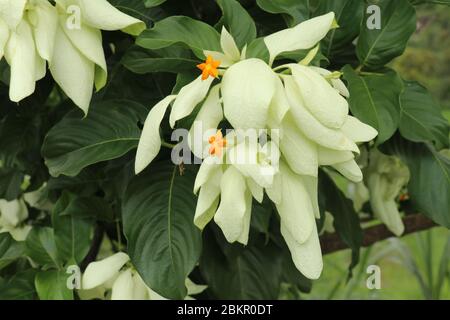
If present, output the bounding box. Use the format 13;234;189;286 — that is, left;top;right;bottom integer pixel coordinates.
267;77;290;129
49;25;95;113
281;221;323;279
135;95;177;174
264;12;335;65
170;76;213;128
276;162;315;244
60;18;107;90
220;27;240;61
280;115;318;177
111;269;135;300
318;148;354;166
302;175;321;219
0;18;10;59
214;166;248;243
203;50;234;67
291;64;348;129
188;85;223;159
5;20;37;102
82;252;130;290
222;58;276;130
194;162;222;229
284;77;359;153
237;190;253;245
333;159;363;182
247;178;264;203
0;0;27;29
309;66;350;98
71;0;145;35
368;175;405;236
341;116;378;143
29;0;58;62
194;161;222;194
0;199;28;228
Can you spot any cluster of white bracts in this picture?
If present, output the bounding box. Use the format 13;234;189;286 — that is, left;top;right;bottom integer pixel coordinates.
0;0;144;112
135;12;379;280
0;198;30;241
80;252;206;300
354;150;410;236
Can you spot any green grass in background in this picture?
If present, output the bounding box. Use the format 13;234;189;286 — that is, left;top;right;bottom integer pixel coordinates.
304;228;449;300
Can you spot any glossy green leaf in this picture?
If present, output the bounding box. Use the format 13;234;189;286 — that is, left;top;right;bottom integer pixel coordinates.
314;0;364;59
52;193;94;265
122;163;202;299
0;270;37;300
109;0;166;25
215;0;257;48
137;16;221;58
382;136;450;228
35;270;74;300
319;170;363;274
122;46;198;74
0;233;24;270
42;100;146;177
343;66;402;144
256;0;310;26
399;81;450;149
357;0;416;69
25;227;61;268
200;229;282;299
0;167;24;201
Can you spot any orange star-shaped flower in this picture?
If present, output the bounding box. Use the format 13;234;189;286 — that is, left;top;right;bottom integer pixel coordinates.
208;130;227;157
197;55;221;80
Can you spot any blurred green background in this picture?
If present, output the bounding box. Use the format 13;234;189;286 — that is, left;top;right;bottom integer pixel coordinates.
287;4;450;300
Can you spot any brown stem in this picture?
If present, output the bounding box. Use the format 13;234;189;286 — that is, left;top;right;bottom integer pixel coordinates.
320;214;437;255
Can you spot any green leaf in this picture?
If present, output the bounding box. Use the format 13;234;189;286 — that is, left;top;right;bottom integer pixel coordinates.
399;81;450;149
0;233;24;270
145;0;167;8
109;0;166;25
0;167;24;201
0;270;37;300
25;227;61;268
250;198;273;235
409;0;450;5
35;270;74;300
256;0;310;27
343;66;402;144
122;163;202;299
42;100;146;177
381;136;450;228
215;0;257;49
356;0;416;69
136;16;221;59
52;193;94;265
200;229;282;299
314;0;364;59
122;46;198;74
245;38;270;63
281;248;312;293
319;170;363;274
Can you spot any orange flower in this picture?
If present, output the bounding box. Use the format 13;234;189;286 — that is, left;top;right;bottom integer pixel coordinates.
197;55;221;80
208;130;227;157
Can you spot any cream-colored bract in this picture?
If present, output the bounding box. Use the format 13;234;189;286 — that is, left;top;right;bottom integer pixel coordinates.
365;150;410;236
0;0;145;112
134;12;379;280
80;252;206;300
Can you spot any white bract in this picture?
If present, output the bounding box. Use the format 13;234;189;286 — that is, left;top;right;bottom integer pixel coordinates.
0;198;31;241
135;12;378;280
364;150;410;236
0;0;145;112
80;252;206;300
